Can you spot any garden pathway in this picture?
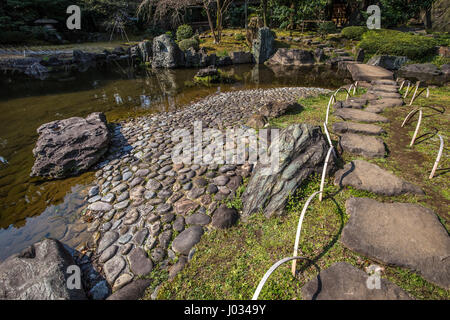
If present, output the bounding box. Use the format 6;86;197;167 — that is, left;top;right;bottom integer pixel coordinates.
302;77;450;299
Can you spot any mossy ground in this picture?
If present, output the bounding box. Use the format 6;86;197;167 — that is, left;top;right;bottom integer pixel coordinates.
157;85;450;300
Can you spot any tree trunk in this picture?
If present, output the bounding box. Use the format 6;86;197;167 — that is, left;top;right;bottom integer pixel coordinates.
204;1;219;43
289;1;295;30
262;0;268;27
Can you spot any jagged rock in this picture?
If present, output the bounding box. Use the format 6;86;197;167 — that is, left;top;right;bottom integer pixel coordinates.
31;112;110;179
340;133;386;158
266;49;315;66
334;160;424;195
334;108;389;123
242;124;333;218
347;63;394;82
342;198;450;289
367;55;408;71
302;262;412;300
252;27;275;64
332;122;385;136
0;239;86;300
229;51;254;64
184;48;216;68
152;34;185;69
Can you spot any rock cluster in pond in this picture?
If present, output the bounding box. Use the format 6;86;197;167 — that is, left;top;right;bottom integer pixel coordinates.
242;123;333;218
252;27;275;64
31;112;110;179
342;197;450;289
302;262;412;300
0;239;86;300
266;49;315;66
152;34;185;69
334;160;424;196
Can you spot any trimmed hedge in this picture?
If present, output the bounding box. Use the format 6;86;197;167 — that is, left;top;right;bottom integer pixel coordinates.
176;24;193;42
358;29;437;60
341;26;368;40
318;22;337;37
179;38;199;51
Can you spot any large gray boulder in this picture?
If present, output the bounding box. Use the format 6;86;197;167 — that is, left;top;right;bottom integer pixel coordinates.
367;55;408;71
398;63;448;85
252;27;275;64
131;40;152;63
0;239;86;300
229;51;254;64
242;124;333;218
334;160;424;195
184;48;216;68
31;112;110;179
266;49;315;66
152;34;185;69
342;197;450;289
302;262;412;300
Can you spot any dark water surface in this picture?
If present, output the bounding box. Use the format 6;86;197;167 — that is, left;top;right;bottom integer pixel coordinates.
0;64;347;260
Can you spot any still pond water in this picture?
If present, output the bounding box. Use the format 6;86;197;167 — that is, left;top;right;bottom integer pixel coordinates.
0;64;348;260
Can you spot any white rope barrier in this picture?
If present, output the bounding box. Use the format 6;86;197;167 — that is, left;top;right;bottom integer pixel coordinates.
252;256;308;300
429;134;444;179
291;191;322;276
409;108;422;146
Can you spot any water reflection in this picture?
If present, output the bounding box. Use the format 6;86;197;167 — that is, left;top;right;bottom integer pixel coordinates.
0;63;349;260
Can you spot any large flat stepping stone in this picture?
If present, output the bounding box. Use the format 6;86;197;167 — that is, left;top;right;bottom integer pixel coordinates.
334;108;389;123
334;160;424;195
368;90;402;99
365;98;404;113
340;133;386;158
302;262;412;300
371;79;398;86
347;64;394;82
333;122;385;136
334;98;367;110
369;85;398;93
342;198;450;289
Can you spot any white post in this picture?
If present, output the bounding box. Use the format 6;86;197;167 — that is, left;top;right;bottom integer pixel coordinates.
429;134;444;179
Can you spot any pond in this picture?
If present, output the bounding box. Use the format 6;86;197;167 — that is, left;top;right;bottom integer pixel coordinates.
0;63;348;261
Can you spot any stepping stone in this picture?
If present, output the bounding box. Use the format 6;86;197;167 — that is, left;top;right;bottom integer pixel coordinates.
334;108;389;123
347;64;394;82
340;133;386;158
334;98;367;110
342;198;450;289
371;79;398;86
332;122;385;136
334;160;424;196
302;262;412;300
365;98;404;113
369;85;398;93
368;91;401;99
